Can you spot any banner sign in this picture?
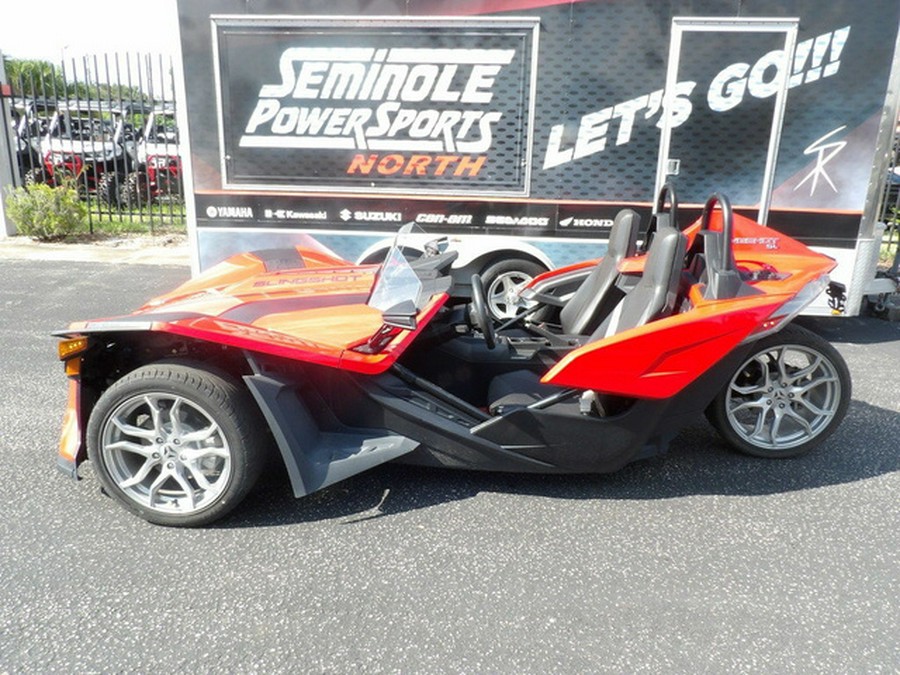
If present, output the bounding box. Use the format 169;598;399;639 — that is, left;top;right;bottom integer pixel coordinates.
212;17;539;196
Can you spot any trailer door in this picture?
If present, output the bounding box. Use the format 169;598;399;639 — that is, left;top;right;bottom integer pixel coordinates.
656;18;798;224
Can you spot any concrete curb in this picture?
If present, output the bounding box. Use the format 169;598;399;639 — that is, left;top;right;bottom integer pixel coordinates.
0;236;190;266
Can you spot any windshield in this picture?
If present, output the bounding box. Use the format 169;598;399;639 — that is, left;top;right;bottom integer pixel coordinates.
367;224;423;312
147;115;179;143
54;113;117;142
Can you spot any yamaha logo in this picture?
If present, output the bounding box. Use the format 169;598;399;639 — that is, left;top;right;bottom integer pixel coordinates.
204;205;255;219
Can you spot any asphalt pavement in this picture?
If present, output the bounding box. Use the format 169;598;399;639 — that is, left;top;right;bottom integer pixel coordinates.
0;254;898;673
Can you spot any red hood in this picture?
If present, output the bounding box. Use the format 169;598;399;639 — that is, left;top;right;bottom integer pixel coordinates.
64;246;448;374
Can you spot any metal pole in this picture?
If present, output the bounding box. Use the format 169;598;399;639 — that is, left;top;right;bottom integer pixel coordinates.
0;52;19;237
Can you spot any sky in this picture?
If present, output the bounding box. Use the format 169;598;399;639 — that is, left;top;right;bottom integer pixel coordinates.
0;0;179;63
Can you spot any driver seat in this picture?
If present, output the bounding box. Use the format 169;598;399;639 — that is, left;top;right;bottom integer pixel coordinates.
488;224;687;413
556;208;640;335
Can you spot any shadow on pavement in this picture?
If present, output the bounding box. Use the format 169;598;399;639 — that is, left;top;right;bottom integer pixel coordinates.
797;315;900;345
221;398;899;529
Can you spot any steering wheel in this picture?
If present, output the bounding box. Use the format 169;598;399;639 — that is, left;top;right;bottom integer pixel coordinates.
470;274;497;349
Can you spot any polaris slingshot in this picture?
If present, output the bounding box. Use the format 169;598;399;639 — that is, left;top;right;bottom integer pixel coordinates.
55;188;851;526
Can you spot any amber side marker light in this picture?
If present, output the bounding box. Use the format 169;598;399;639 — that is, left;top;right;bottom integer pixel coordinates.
58;337;88;360
59;338;89;376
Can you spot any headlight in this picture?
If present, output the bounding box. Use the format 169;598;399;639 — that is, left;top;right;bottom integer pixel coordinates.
742;275;830;343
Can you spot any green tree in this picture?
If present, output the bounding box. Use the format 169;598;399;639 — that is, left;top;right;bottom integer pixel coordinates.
3;56;151;103
3;58;67;97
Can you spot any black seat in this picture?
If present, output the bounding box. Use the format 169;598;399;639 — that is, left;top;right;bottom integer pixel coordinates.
556;209;640;335
488;223;687;413
588;226;686;339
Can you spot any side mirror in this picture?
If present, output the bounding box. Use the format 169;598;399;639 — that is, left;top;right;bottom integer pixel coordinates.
382;299;418;330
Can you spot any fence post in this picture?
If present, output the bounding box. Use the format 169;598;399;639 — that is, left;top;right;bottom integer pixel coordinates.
0;52;18;237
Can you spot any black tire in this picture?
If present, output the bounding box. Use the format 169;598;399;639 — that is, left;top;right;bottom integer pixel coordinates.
87;362;267;526
120;170;151;208
156;171;184;202
479;258;547;321
706;323;851;458
23;167;45;187
96;172;122;207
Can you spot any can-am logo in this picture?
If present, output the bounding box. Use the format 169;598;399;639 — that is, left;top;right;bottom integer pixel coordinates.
241;47;513;156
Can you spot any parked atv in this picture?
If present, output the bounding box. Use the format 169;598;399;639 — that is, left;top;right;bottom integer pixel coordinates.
26;102;137;205
120;107;182;207
10;102;44;183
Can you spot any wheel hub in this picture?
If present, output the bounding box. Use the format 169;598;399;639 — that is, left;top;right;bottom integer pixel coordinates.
101;392;232;515
724;342;843;452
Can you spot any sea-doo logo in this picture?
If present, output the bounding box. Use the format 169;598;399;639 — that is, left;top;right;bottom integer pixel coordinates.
485;215;550;227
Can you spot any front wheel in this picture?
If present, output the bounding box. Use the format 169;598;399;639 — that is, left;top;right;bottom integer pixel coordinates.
87;362;267;526
707;323;851;458
96;172;122;207
119;171;152;208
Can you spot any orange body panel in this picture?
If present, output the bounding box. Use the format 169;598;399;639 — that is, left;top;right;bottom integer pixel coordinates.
141;248;356;310
59;378;81;466
140;292;450;375
542;213;836;398
542;295;786;398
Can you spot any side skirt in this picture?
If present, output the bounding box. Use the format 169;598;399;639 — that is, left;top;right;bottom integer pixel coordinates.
243;359;419;498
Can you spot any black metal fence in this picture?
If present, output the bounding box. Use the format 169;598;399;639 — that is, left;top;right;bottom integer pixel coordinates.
1;53;184;234
877;124;900;275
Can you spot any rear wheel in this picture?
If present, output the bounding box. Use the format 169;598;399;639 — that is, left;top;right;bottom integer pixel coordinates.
707;323;851;458
87;362;266;526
